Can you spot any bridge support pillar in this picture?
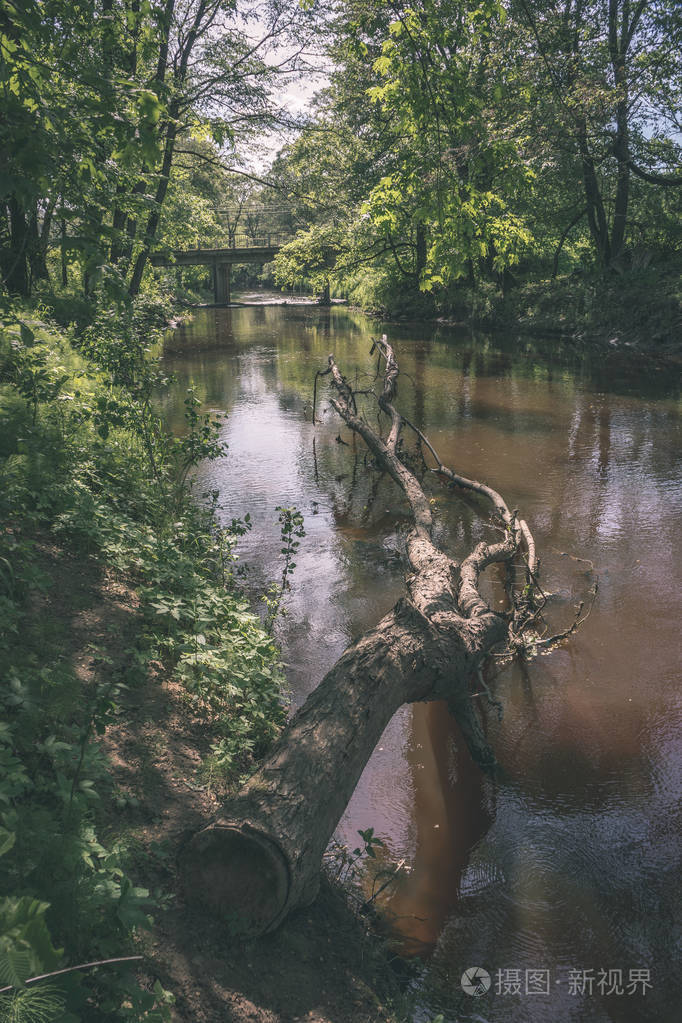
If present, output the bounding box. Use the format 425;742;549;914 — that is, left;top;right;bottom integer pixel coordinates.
214;262;231;304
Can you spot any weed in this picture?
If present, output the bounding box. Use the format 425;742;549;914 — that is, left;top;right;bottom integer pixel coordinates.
262;505;306;631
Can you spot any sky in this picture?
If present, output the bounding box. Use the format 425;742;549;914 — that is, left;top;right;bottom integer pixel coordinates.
233;4;331;173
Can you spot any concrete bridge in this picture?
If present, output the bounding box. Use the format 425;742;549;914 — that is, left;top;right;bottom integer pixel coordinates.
151;243;282;303
151;205;299;303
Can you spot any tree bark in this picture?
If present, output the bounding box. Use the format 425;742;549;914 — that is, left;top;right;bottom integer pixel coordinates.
416;221;427;282
128;111;178;297
182;600;455;934
608;0;631;261
60;218;68;288
28;201;52;283
552;207;587;278
577;122;611;266
110;187;129;264
3;198;30;296
180;339;539;935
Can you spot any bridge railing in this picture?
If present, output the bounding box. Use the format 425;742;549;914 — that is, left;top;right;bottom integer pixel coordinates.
192;230;293;251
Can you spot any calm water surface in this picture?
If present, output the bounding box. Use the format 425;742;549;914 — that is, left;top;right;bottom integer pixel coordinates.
161;299;681;1023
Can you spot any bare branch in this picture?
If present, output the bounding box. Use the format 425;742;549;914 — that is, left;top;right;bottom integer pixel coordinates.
627;160;682;187
0;957;143;995
535;580;599;649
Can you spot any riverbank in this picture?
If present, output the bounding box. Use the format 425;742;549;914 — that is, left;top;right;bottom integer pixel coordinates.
336;259;682;360
10;542;408;1023
0;300;409;1022
479;262;681;357
99;589;410;1022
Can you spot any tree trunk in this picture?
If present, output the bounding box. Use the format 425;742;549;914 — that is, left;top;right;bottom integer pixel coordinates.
415;221;427;282
182;601;446;933
608;0;631;261
569;6;610;267
577;124;611;266
60;219;68;288
128;116;177;297
129;0;207;297
552;207;587;278
181;592;506;936
181;339;541;936
28;203;51;283
110;186;129;264
3;198;30;296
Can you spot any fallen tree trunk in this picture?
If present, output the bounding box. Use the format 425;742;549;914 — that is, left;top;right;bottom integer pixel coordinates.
181;337;542;935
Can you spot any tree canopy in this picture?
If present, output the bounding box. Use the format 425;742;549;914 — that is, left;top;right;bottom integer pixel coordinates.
1;0;680;310
0;0;315;300
270;0;681;311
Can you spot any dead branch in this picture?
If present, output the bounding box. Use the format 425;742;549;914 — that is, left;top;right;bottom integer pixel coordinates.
535;579;599;649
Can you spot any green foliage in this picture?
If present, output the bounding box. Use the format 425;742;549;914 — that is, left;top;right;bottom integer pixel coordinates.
134;512;286;785
356;827;385;860
176;388;226;489
274;226;339;293
100;976;175;1021
329;827;387;885
268;0;681;316
0;983;66;1023
0;304;286;1016
262;506;306;632
0;898;60;989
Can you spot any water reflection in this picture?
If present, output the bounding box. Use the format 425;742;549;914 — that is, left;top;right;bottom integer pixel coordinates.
162;301;681;1022
382;703;492;956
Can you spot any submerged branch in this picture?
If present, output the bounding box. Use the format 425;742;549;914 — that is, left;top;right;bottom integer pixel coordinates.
535;579;599;649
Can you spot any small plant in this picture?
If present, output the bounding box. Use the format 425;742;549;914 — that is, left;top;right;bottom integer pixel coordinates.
357;826;385;859
173;387;226;501
263;506;305;631
328;827;386;885
0;982;65;1023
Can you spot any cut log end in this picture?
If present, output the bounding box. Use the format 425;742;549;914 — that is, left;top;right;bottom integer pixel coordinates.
180;822;290;936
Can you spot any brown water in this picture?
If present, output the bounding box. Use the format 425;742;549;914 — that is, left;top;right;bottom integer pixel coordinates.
161;298;681;1023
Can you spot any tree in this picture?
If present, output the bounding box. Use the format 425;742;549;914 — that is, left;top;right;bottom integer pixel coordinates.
1;0;101;294
1;0;317;299
272;0;538;303
269;0;681;308
513;0;682;266
122;0;315;295
180;337;593;935
270;0;445;306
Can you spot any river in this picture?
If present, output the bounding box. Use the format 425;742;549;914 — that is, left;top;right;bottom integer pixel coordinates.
160;296;681;1023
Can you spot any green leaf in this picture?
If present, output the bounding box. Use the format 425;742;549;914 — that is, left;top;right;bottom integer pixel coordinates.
0;896;61;987
0;829;15;857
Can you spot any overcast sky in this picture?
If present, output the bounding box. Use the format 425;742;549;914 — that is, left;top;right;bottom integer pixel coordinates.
234;6;331;173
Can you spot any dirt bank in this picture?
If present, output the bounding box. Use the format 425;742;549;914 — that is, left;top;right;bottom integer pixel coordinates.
49;549;410;1022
